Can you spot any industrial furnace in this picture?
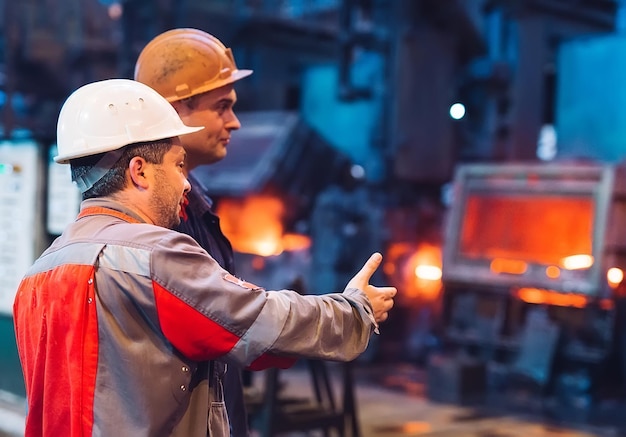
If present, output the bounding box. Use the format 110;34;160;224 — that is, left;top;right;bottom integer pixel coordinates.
444;162;616;296
436;161;626;407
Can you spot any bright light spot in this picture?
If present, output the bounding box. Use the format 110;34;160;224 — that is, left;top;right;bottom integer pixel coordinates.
537;124;557;161
607;267;624;287
350;164;365;180
449;103;466;120
108;3;123;20
561;254;593;270
414;265;442;281
402;243;443;301
254;240;281;257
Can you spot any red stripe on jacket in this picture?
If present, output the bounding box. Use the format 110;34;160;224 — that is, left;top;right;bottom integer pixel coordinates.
13;264;99;437
153;282;240;360
153;282;296;369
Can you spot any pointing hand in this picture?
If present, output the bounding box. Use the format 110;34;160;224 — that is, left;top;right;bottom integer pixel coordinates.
346;252;397;323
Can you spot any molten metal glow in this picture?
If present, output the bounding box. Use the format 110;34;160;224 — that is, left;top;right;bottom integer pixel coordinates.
282;233;312;252
490;258;528;275
405;244;443;301
216;195;310;256
516;287;587;308
461;195;593;266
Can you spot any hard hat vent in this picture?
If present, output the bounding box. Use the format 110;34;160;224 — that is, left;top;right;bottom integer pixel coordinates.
54;79;203;163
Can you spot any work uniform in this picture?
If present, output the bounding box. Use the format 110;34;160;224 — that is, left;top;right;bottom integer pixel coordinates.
177;173;247;435
13;198;377;437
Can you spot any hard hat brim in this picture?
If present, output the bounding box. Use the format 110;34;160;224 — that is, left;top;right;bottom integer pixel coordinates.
166;69;254;102
54;125;204;164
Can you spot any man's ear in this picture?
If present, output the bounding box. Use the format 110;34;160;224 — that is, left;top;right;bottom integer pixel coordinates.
128;156;149;189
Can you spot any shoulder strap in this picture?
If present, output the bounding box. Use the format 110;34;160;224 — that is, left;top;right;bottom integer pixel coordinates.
77;206;143;224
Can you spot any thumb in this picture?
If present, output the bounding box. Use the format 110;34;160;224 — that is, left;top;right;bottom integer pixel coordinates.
347;252;382;289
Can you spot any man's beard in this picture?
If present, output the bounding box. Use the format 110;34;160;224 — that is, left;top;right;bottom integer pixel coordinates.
151;170;182;229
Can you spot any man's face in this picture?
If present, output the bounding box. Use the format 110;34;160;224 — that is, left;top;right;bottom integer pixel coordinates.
149;141;191;229
172;84;241;170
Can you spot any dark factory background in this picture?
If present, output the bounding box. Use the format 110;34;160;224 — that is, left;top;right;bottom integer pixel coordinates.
4;0;626;435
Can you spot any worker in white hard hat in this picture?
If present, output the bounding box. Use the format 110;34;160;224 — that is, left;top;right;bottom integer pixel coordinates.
134;28;253;434
12;78;397;437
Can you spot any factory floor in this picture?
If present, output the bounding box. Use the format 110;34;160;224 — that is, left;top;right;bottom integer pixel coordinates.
0;361;624;437
246;361;623;437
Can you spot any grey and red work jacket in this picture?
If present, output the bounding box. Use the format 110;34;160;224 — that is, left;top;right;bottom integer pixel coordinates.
13;198;378;437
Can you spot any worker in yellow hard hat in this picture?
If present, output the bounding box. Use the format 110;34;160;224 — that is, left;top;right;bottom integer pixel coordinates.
134;28;254;435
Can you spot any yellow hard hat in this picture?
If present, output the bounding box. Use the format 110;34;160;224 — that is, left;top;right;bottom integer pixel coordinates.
134;28;253;102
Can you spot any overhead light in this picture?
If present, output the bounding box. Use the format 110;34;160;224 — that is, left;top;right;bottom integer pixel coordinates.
449;103;466;120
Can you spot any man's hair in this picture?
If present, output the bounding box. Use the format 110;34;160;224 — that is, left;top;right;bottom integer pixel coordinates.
70;139;173;200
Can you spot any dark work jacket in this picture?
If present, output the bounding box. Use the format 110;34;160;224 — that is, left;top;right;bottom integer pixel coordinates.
176;173;248;437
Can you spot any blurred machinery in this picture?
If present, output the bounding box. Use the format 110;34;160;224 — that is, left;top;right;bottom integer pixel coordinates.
1;0;617;159
432;161;626;417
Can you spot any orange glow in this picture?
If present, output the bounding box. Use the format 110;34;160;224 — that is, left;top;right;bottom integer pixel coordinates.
516;288;587;308
600;299;615;310
216;195;310;256
251;256;265;271
401;422;432;433
383;262;396;276
384;242;443;304
545;265;560;279
281;233;312;252
607;267;624;288
460;195;593;266
490;258;528;275
405;244;443;301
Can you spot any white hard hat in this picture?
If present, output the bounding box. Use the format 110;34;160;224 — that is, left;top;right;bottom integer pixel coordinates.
55;78;204;163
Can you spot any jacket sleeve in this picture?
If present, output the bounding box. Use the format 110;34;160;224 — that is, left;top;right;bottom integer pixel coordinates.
150;232;377;368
